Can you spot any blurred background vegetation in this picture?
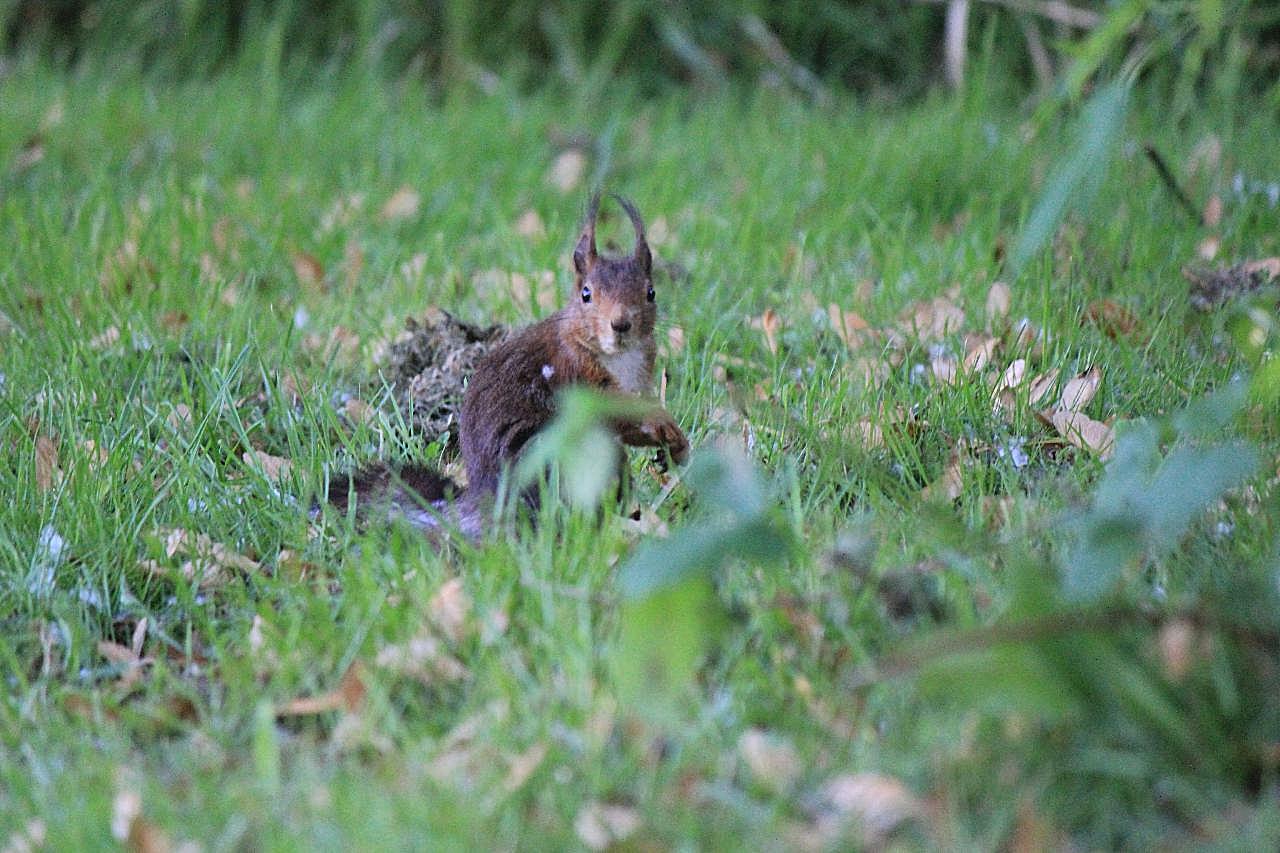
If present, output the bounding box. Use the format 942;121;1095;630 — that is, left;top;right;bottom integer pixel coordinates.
3;0;1279;110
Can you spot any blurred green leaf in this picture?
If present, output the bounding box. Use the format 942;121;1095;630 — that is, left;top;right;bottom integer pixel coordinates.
1012;80;1130;275
612;575;723;725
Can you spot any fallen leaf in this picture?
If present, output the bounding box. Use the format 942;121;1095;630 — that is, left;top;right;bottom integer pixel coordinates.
549;149;587;193
1027;369;1060;407
143;527;262;589
375;631;468;685
80;439;110;467
167;404;192;430
963;335;999;371
930;356;958;385
574;802;641;851
35;436;60;492
986;281;1012;321
1158;619;1195;681
343;398;373;424
244;450;292;482
995;359;1027;394
828;304;871;349
738;728;802;793
902;296;965;341
380;185;421;222
1083;300;1138;339
1197;236;1220;261
1059;366;1101;412
921;457;965;502
503;742;548;792
98;640;141;667
291;252;325;289
821;773;922;844
515;209;545;239
90;326;122;350
429;578;471;644
1049;410;1115;459
1202;195;1223;228
756;308;782;355
344;240;364;292
277;661;367;716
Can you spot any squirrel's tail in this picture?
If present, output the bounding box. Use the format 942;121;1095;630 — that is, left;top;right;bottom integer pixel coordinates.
326;462;478;537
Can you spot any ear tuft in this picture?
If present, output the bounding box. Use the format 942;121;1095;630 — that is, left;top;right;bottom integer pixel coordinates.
573;192;601;275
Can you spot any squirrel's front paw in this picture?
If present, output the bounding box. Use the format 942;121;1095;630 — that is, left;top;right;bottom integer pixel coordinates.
642;413;689;465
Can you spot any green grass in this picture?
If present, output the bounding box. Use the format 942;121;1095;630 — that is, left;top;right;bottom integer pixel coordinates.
2;60;1280;849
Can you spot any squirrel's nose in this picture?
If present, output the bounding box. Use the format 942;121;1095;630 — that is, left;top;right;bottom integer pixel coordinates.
611;318;632;334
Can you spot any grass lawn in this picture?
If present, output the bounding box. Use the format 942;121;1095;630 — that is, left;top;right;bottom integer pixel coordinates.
3;61;1280;849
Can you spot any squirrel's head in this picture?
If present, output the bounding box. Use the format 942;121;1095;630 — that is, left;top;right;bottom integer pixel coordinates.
569;193;655;356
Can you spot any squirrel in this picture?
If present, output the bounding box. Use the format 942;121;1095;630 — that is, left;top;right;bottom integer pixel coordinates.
328;193;689;539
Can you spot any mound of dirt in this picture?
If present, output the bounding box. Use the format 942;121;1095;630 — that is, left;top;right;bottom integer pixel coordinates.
374;307;506;446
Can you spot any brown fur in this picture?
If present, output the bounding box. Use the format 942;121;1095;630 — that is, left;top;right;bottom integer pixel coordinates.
332;194;688;537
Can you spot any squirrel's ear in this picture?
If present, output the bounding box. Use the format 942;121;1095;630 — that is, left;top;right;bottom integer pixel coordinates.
613;194;651;276
573;192;601;275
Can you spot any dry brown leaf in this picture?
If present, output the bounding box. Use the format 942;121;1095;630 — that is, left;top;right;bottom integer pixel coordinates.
375;631;468;685
1083;300;1138;339
996;359;1027;394
738;729;802;793
244;450;292;482
515;209;545;239
848;357;889;387
574;802;641;851
98;640;151;689
80;439;110;467
1197;236;1220;261
1202;195;1223;228
850;418;884;450
167;404;192;431
821;773;922;843
1158;619;1195;681
963;335;999;371
549;149;587;193
665;325;686;354
277;661;367;716
1049;410;1115;459
756;308;782;355
930;356;958;385
902;296;965;341
291;252;324;289
503;742;548;792
1059;366;1101;412
986;281;1012;321
827;304;870;349
131;617;148;658
98;640;141;667
429;578;471;644
147;526;262;589
380;186;421;222
90;326;122;350
1027;369;1060;407
343;398;373;424
921;458;965;502
343;240;364;292
35;435;60;492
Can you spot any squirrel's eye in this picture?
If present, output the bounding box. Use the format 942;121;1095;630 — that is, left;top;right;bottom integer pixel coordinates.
581;285;592;303
646;286;656;303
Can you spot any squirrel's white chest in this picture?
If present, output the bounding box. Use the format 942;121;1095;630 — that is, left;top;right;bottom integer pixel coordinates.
600;348;651;394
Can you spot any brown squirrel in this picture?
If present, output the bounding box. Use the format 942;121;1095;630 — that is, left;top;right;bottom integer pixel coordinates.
329;194;689;538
